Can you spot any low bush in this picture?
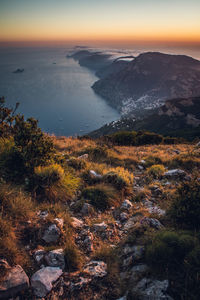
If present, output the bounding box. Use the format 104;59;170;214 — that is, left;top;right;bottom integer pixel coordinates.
34;164;64;187
146;231;197;272
168;180;200;229
147;164;165;179
67;157;86;170
103;171;127;191
144;155;163;167
81;184;119;211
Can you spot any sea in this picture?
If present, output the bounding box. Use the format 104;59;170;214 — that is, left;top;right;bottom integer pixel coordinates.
0;45;199;136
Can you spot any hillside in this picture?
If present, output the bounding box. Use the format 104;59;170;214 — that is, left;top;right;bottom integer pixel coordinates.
89;96;200;140
0;100;200;299
92;52;200;114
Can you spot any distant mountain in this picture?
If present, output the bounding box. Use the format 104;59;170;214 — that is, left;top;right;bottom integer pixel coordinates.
89;96;200;141
92;52;200;115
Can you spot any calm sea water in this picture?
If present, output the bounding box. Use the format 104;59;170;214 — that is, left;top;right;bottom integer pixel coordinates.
0;47;120;136
0;45;199;136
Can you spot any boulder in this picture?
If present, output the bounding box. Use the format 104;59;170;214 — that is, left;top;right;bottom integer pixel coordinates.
31;267;63;298
129;264;149;283
163;169;186;179
121;199;133;210
123;245;144;260
0;262;29;299
120;212;129;222
131;278;173;299
83;261;107;278
42;224;61;243
45;249;65;270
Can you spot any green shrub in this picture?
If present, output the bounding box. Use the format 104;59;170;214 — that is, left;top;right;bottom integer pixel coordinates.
147;164;165;178
103;171;127;190
136;131;163;145
168;180;200;229
0;97;16;137
13;116;55;172
146;231;196;272
144;155;163;167
111;131;137;146
87;146;108;162
81;184;118;211
34;164;64;187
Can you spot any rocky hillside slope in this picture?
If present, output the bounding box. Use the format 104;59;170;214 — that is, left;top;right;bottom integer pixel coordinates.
1;132;200;299
89;96;200;140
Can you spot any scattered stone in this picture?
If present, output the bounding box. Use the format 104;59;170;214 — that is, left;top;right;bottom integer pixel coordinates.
31;267;63;298
42;224;61;244
93;221;108;232
45;249;65;270
71;277;92;290
141;217;163;229
131;278;173;300
83;261;107;278
120;212;129;222
122;256;133;268
163;169;186;179
33;249;46;264
37;210;48;219
117;296;127;300
78;154;88;160
121;199;133;210
123;217;136;230
89;170;102;178
0;263;29;299
80;203;93;215
147;206;166;216
71;217;84;229
138;165;144;170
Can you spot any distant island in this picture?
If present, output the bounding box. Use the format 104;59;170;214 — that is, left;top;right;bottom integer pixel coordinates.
13;68;24;74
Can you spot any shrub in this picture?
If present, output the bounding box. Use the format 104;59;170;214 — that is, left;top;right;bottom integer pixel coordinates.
34;164;64;187
136;131;163;145
103;171;127;190
103;166;134;187
0;184;34;221
32;165;80;202
13;116;55;173
81;184;118;211
147;164;165;179
144;155;163;167
67;157;86;170
146;231;197;272
64;242;82;271
87;146;108;162
168;180;200;229
0;97;16;137
111;131;137;146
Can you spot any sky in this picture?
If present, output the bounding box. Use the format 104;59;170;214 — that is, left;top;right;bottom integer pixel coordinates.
0;0;200;46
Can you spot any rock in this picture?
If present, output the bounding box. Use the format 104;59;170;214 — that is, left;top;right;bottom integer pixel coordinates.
83;234;94;252
37;210;48;219
93;221;108;232
147;206;166;216
196;141;200;147
120;212;129;222
0;263;29;299
42;224;61;243
78;153;88;160
122;256;133;268
163;169;186;179
80;203;93;215
131;278;173;300
31;267;63;298
121;199;133;210
141;217;163;229
89;170;102;178
138;165;144;170
45;249;65;270
116;296;127;300
71;217;84;229
123;245;144;260
123;217;136;230
71;277;92;290
129;264;149;283
33;249;46;264
83;261;107;278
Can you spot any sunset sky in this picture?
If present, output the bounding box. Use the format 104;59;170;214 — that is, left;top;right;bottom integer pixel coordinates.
0;0;200;45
